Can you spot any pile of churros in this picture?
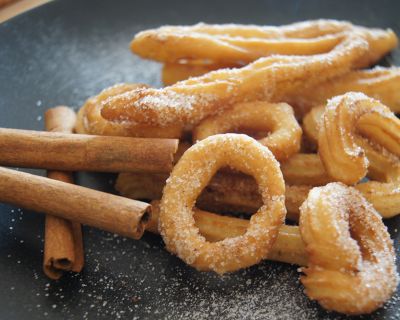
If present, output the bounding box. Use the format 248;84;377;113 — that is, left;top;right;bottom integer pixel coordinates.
72;19;400;315
7;19;400;315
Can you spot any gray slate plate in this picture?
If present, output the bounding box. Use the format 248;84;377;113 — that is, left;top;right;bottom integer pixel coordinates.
0;0;399;319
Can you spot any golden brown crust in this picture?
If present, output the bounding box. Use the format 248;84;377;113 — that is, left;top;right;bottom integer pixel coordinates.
159;134;286;274
302;105;325;145
318;92;400;184
193;101;302;161
131;20;397;67
102;33;369;127
299;183;398;315
163;64;400;118
289;67;400;116
76;83;183;138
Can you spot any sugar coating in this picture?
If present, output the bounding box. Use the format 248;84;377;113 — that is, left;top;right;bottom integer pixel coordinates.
289;65;400;116
193;101;302;161
299;182;399;314
159;134;286;274
136;20;354;41
102;30;372;127
318;92;400;184
76;83;184;138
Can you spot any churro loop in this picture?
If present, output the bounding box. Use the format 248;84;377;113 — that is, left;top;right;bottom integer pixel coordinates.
131;20;396;67
159;134;286;274
102;33;369;127
193;101;302;161
318;92;400;184
304;104;400;182
299;183;398;315
76;83;183;138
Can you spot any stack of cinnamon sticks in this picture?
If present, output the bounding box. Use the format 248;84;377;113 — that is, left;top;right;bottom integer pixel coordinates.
0;107;179;279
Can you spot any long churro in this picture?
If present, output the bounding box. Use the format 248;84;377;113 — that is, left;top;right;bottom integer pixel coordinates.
193;101;302;161
131;20;397;67
102;33;369;128
149;201;307;266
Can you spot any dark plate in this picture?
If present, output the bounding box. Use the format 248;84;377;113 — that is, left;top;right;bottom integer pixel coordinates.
0;0;399;319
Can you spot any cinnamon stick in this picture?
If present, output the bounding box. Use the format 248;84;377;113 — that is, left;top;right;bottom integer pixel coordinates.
0;128;178;173
0;166;150;239
43;106;84;280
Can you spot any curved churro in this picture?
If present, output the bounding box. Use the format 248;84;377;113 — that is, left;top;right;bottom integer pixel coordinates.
299;183;398;315
318;92;400;184
304;104;400;182
159;134;286;274
131;20;397;67
76;83;183;138
289;66;400;116
193;101;302;161
355;181;400;218
163;65;400;117
102;33;369;127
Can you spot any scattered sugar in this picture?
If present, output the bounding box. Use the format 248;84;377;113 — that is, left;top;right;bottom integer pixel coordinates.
2;21;399;319
3;174;398;318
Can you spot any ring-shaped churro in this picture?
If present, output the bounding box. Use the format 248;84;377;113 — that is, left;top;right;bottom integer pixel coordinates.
76;83;183;138
318;92;400;184
159;134;286;274
193;101;302;161
299;182;398;315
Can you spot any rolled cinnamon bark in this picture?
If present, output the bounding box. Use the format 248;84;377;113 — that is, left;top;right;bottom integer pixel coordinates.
0;128;178;173
0;166;150;239
43;106;84;280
